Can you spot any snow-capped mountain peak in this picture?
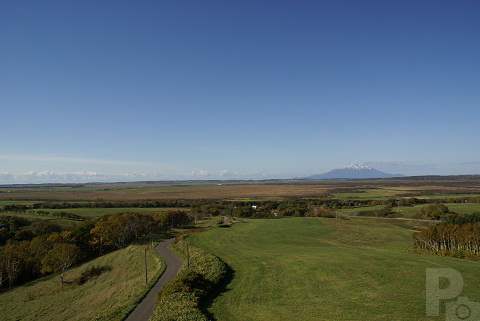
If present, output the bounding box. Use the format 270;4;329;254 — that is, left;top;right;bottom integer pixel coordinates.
308;163;404;179
342;163;371;170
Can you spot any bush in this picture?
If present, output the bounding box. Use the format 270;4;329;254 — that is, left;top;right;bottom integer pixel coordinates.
151;233;227;321
150;292;207;321
420;204;451;220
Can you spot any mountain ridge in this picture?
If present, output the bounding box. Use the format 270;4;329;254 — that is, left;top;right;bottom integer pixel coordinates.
308;163;404;179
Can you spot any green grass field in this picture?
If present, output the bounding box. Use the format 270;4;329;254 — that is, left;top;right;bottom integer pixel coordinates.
338;205;385;216
339;202;480;218
0;211;79;227
392;203;480;218
332;189;480;200
0;242;164;321
0;200;51;206
188;218;480;320
331;188;408;199
0;207;190;226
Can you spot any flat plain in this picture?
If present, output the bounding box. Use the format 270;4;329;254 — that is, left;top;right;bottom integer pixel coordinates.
2;177;480;201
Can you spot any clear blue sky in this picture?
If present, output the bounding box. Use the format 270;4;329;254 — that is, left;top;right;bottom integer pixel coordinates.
1;1;479;182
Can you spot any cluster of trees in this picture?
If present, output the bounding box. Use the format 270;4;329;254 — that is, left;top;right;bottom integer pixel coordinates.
50;211;86;221
0;210;191;289
0;230;80;288
355;204;468;221
419;204;453;220
0;207;86;221
0;216;61;245
444;213;480;225
1;200;192;213
31;200;192;209
1;205;30;213
414;222;480;259
356;206;394;217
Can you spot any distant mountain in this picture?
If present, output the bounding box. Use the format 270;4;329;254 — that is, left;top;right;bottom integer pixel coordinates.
308;163;404;179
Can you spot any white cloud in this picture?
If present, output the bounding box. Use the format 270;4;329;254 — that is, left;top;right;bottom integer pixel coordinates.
182;170;285;180
0;171;159;184
0;169;288;184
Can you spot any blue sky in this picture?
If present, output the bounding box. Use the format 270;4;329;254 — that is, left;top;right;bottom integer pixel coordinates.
1;1;479;182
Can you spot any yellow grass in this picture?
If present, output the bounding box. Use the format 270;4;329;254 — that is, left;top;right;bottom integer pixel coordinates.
0;243;164;321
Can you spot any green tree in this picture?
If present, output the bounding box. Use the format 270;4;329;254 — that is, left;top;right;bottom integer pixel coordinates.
421;204;451;220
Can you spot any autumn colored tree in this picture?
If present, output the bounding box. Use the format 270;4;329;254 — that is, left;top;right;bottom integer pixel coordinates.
153;211;191;229
421;204;451;220
0;247;6;288
1;242;23;288
42;243;80;285
30;235;53;276
414;222;480;259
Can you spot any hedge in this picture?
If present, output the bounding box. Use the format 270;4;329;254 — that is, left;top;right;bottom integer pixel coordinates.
150;230;227;321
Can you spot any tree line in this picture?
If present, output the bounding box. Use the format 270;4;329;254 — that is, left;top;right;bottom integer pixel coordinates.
0;210;191;289
414;221;480;259
3;196;479;217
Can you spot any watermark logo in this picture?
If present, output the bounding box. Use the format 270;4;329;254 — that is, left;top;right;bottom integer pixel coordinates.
426;268;480;320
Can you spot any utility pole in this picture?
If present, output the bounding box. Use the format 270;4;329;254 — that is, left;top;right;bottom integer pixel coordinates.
150;225;152;250
186;239;190;267
144;248;148;286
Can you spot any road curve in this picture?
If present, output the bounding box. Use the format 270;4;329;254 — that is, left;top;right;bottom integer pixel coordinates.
126;238;182;321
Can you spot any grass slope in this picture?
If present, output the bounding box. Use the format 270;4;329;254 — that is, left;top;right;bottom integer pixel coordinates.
0;243;164;321
188;218;480;321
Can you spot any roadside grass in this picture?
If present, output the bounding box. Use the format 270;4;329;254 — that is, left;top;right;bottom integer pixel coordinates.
0;242;164;321
188;218;480;321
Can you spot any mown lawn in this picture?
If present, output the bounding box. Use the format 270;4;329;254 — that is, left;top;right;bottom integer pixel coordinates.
0;242;164;321
188;218;480;320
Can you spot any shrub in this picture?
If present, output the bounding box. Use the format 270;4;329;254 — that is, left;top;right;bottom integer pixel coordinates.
357;206;393;217
151;232;227;321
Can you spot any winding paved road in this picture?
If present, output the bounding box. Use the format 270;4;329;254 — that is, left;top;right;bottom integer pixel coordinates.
126;238;182;321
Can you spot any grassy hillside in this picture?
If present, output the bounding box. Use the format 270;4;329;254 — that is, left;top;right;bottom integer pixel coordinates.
0;242;164;321
188;218;480;320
